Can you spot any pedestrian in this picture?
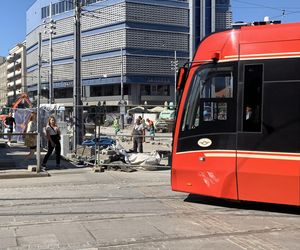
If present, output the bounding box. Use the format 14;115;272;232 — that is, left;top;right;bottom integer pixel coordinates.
132;118;144;153
23;112;37;162
138;115;146;142
4;112;16;146
42;116;62;170
146;118;155;140
113;117;120;135
126;113;133;124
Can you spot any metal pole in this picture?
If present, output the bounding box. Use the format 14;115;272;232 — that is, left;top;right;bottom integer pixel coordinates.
73;0;83;153
36;32;42;173
120;47;125;129
120;48;124;101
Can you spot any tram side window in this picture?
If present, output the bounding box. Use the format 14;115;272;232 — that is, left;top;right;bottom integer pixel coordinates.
181;66;234;131
243;65;263;132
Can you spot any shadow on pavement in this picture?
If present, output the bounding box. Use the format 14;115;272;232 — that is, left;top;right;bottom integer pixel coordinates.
184;194;300;215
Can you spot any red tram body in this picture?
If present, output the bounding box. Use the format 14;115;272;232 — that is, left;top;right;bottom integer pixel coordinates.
171;22;300;206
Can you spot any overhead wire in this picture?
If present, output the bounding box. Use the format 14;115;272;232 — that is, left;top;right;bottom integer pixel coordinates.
231;0;300;21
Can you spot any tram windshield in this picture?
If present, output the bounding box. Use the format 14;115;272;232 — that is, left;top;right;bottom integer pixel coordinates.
181;64;234;132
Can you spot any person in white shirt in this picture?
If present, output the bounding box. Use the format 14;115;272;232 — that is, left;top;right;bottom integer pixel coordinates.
24;112;37;161
132;118;144;153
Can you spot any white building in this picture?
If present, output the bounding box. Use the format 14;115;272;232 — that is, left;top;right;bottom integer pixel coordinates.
0;57;7;106
6;43;27;106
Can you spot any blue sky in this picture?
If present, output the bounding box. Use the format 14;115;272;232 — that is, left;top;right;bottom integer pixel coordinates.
231;0;300;23
0;0;36;56
0;0;300;56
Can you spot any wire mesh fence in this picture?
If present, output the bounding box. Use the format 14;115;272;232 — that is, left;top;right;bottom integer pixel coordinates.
0;103;175;171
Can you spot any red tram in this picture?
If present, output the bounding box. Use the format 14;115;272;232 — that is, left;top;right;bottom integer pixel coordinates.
171;21;300;206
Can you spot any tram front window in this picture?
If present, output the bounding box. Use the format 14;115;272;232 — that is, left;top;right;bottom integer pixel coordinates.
181;64;235;133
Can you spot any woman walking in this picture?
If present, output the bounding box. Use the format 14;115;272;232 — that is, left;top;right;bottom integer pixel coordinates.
24;112;37;162
42;116;62;169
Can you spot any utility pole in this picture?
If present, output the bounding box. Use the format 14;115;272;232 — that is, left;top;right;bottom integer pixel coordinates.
73;0;83;153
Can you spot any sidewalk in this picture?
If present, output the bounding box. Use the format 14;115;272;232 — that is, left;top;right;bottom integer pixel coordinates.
0;139;75;179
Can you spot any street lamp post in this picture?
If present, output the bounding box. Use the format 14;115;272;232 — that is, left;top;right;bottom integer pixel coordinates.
171;50;178;108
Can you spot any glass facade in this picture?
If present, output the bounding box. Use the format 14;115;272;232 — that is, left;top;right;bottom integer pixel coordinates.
41;0;103;19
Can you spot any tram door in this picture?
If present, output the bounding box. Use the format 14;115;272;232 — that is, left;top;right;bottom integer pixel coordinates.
175;63;238;199
237;61;300;205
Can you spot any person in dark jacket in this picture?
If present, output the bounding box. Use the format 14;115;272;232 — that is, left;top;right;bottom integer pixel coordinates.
4;112;16;146
42;116;63;170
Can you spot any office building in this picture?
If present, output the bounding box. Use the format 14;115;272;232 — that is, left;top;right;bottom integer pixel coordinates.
26;0;189;107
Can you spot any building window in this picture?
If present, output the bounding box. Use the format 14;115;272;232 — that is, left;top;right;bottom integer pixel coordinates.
82;0;98;6
54;87;73;98
141;85;151;95
90;84;125;97
146;85;170;96
66;1;74;11
41;6;50;18
42;0;74;19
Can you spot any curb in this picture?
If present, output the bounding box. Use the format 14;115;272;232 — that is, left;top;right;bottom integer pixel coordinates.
0;171;50;179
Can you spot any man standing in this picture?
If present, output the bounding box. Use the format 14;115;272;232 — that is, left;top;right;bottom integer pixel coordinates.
132;118;144;153
4;112;16;146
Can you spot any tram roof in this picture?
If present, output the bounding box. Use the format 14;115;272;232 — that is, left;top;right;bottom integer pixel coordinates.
194;22;300;63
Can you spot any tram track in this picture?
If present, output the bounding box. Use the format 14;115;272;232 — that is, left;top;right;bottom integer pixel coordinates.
0;194;185;208
0;194;298;219
93;226;299;249
0;204;298;229
20;225;297;250
0;181;171;190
